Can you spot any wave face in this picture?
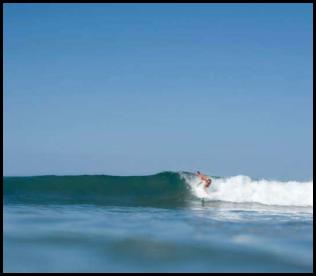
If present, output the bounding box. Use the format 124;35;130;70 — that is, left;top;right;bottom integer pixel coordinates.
4;172;191;207
4;172;313;208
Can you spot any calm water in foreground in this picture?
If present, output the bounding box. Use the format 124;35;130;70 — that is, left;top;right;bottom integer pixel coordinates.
4;203;312;272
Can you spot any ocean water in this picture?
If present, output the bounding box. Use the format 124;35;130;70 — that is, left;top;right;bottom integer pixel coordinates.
3;172;313;272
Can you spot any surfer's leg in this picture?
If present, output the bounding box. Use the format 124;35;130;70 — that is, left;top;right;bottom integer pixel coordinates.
204;186;208;194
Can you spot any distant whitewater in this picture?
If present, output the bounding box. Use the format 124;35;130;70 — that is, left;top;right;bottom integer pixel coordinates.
4;171;313;208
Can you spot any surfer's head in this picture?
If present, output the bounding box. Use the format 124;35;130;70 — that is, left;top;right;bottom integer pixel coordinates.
197;171;200;175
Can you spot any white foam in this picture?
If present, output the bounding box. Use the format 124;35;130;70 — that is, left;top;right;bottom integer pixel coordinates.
180;173;313;207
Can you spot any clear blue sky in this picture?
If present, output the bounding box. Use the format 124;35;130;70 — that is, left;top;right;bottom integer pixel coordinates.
4;4;313;180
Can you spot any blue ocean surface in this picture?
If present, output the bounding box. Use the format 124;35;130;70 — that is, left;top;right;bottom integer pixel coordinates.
3;172;313;272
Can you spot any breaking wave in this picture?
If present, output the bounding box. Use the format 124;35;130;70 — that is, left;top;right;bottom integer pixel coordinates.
4;171;313;208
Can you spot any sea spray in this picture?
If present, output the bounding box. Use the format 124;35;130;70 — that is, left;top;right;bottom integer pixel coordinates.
180;173;313;207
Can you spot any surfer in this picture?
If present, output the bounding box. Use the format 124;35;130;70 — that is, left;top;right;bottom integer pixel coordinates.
196;171;212;193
